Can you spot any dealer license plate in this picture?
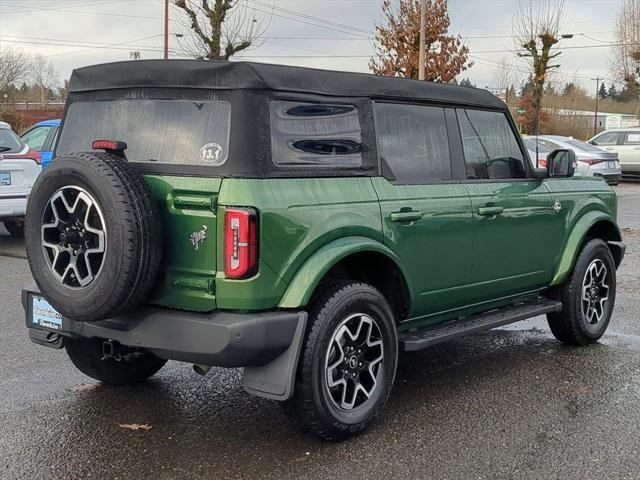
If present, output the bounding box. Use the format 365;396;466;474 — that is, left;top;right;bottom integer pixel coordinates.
0;171;10;185
31;295;63;331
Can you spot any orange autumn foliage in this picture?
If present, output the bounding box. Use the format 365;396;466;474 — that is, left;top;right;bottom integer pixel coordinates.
370;0;472;82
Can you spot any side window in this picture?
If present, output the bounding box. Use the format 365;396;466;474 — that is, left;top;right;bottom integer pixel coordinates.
458;109;526;180
21;126;52;151
593;131;621;146
270;101;362;167
374;103;451;183
623;132;640;145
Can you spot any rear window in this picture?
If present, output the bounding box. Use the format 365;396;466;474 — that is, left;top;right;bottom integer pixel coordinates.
524;138;552;153
57;99;231;166
564;138;602;153
270;101;362;168
0;129;23;153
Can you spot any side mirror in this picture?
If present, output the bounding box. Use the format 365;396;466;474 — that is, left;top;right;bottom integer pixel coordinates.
589;140;597;146
533;167;547;179
547;149;576;178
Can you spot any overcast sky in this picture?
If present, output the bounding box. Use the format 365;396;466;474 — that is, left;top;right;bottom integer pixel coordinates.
0;0;626;92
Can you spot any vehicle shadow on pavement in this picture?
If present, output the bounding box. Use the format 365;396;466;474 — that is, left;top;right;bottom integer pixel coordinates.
0;229;26;258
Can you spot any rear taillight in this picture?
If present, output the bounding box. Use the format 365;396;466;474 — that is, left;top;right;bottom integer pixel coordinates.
538;159;548;168
1;148;42;164
24;148;42;164
224;207;258;279
579;158;604;165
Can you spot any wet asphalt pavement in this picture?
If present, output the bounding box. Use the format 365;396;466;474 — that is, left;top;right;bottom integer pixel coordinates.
1;183;639;480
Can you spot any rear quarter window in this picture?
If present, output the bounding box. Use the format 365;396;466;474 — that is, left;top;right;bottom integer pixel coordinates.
57;99;231;166
270;101;362;168
0;129;23;153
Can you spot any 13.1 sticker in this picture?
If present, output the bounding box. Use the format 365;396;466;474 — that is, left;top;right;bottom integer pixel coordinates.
200;143;226;165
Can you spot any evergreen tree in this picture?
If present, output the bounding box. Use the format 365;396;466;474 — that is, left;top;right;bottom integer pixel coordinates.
598;82;608;99
520;74;535;97
459;78;474;87
608;84;619;99
562;82;577;96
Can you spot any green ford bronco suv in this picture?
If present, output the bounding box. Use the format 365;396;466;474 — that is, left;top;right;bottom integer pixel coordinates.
22;60;625;440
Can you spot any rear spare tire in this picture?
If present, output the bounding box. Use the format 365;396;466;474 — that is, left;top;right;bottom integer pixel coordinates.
24;152;162;322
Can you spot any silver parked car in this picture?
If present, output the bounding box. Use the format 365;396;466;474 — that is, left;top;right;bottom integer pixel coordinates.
533;135;622;185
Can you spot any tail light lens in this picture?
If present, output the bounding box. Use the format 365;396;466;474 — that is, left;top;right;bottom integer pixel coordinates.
538;159;548;168
25;148;42;164
224;207;258;279
0;148;41;164
579;158;605;165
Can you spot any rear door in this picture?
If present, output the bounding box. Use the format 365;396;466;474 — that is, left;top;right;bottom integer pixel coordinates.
371;103;473;319
456;108;564;303
56;97;232;311
617;131;640;174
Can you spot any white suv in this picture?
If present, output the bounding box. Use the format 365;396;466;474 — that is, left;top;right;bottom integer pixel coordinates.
0;121;42;237
589;127;640;178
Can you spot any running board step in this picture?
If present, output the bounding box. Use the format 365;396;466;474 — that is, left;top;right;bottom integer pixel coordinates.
399;298;562;352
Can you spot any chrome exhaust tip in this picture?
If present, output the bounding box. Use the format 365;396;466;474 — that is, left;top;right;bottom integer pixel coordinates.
193;364;211;376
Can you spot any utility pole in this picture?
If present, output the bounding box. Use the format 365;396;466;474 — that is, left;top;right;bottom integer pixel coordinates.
418;0;426;80
591;77;600;137
163;0;169;60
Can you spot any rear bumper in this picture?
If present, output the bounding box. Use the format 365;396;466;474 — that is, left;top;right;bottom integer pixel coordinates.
0;195;27;218
22;284;306;368
591;173;622;185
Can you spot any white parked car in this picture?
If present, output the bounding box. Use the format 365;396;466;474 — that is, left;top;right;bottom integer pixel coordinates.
589;127;640;179
0;121;42;237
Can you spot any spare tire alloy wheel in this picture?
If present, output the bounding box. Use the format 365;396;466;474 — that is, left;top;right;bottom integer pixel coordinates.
325;313;385;411
25;152;162;322
41;186;107;289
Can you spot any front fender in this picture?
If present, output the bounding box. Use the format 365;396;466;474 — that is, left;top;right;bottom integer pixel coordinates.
278;236;411;309
550;210;621;286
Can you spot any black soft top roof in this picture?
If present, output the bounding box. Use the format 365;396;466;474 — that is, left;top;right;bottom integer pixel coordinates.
69;59;505;110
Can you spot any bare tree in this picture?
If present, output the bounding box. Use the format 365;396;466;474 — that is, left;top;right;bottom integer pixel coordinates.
31;55;60;105
492;57;520;105
0;48;29;94
611;0;640;87
173;0;268;60
513;0;567;134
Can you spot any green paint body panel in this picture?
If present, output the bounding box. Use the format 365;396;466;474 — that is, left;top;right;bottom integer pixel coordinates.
278;236;410;309
144;175;221;312
141;173;620;328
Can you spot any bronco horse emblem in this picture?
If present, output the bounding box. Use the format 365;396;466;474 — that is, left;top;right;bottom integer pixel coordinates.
190;225;208;251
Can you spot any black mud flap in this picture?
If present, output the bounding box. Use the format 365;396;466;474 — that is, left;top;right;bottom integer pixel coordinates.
242;313;307;401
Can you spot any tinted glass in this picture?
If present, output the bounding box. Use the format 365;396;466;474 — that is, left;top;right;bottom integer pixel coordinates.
537;138;562;151
624;131;640;145
374;103;451;183
524;138;552;153
593;131;620;145
459;109;526;179
565;138;603;153
0;129;23;153
270;101;362;167
22;126;52;151
58;100;231;166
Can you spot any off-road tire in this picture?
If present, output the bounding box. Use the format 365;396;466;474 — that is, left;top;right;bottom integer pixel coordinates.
65;337;167;385
24;152;162;322
286;282;398;441
547;238;616;346
3;219;24;238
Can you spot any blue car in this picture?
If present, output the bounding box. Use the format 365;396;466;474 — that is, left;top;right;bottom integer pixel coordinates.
20;119;61;168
